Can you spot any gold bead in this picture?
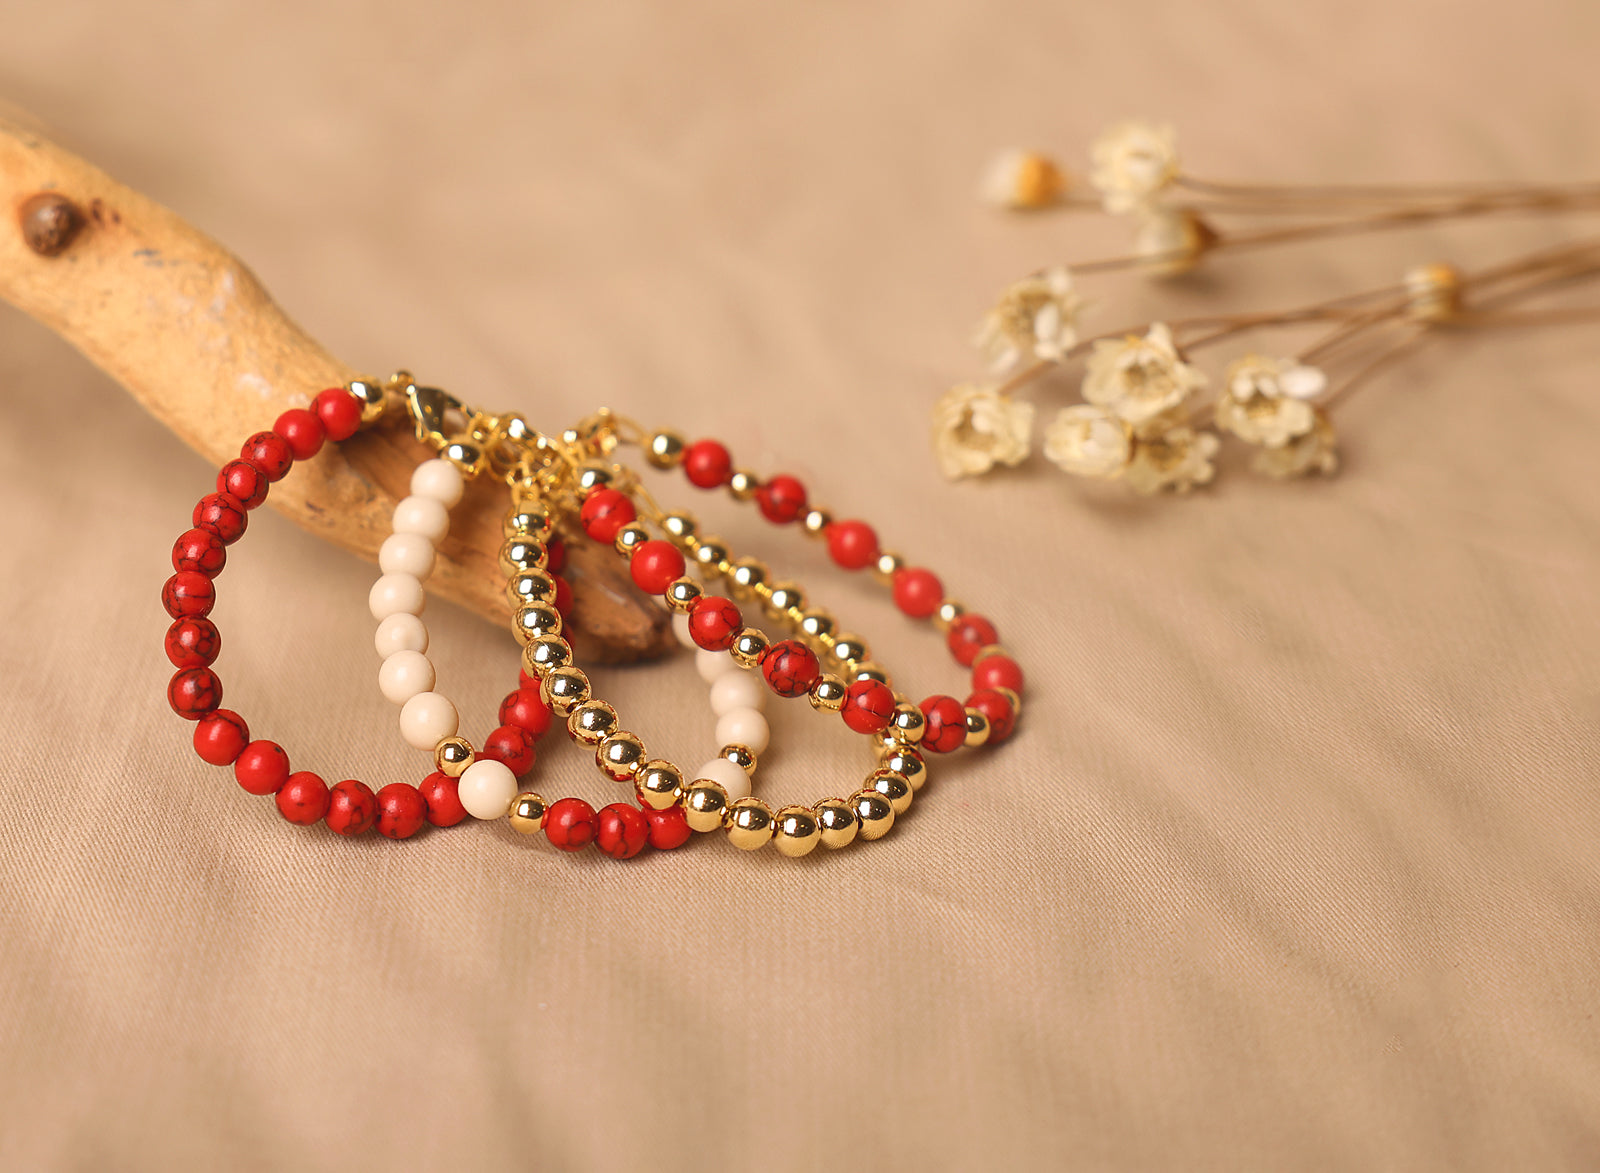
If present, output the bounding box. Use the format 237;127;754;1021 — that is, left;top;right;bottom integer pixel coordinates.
646;430;685;469
682;781;729;833
720;744;758;774
724;797;775;850
933;599;966;633
596;731;647;781
808;674;847;712
995;686;1022;717
866;768;913;815
522;636;572;677
850;789;896;840
661;512;697;542
347;377;389;425
730;627;770;669
507;569;557;609
830;633;869;665
728;558;768;601
636;759;684;810
508;791;548;834
443;440;482;471
727;470;760;501
503;507;553;541
801;507;833;537
664;577;703;613
871;551;904;586
879;746;928;791
567;700;619;746
852;663;891;687
511;602;562;646
614;523;649;554
499;535;548;576
433;736;475;777
889;702;926;745
963;707;991;748
575;462;616;493
765;582;805;618
772;805;821;857
540;666;591;716
798;610;835;642
814;798;859;849
693;538;730;575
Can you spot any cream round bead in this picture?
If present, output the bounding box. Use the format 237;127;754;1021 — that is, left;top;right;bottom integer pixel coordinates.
696;756;751;802
409;458;465;507
398;691;459;750
709;670;766;716
378;532;436;579
696;649;737;684
714;708;770;755
391;495;450;542
373;612;429;658
458;758;519;820
368;573;425;621
673;612;697;650
378;650;436;705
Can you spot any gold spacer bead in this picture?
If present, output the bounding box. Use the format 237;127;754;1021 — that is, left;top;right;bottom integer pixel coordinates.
575;462;616;493
693;538;730;576
596;731;648;781
830;633;869;666
801;507;833;538
765;582;805;619
433;736;475;778
661;512;697;542
933;599;966;633
503;508;553;542
772;805;821;857
511;602;562;646
499;536;548;577
540;667;591;716
889;701;927;744
347;377;389;425
720;744;758;775
636;759;684;810
850;789;896;840
729;628;770;669
808;674;847;713
852;663;891;687
724;797;775;850
664;577;703;613
682;781;730;833
646;430;686;469
866;768;913;815
963;708;991;748
508;791;548;835
567;701;619;746
727;558;768;602
995;686;1022;716
614;523;650;554
814;798;859;849
727;470;760;501
872;551;905;586
507;569;557;609
798;610;835;642
879;746;928;791
523;636;572;678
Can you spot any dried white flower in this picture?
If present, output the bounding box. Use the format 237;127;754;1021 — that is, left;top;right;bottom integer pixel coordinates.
1124;427;1220;495
979;149;1069;210
1134;208;1213;278
1081;323;1207;426
1042;405;1132;479
974;267;1086;371
930;384;1036;479
1214;354;1324;447
1252;409;1339;478
1090;121;1179;214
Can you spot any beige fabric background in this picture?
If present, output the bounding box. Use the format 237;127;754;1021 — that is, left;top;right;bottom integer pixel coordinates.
2;1;1598;1169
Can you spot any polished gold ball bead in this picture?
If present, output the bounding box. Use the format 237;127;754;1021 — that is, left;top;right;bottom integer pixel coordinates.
728;558;768;601
814;798;859;849
850;789;896;840
433;736;475;778
730;628;770;669
511;602;562;646
614;523;650;554
499;535;548;576
720;744;758;775
871;551;904;586
596;731;648;781
347;377;388;425
830;633;869;666
567;700;619;746
866;768;913;815
772;805;821;858
963;707;991;748
808;674;847;712
693;538;730;575
682;781;730;833
540;667;591;716
727;470;760;501
646;430;686;469
798;610;835;642
636;759;684;810
661;512;697;542
765;582;805;618
503;508;553;541
889;702;927;743
508;791;548;835
933;599;966;633
724;797;775;850
801;507;833;538
523;636;572;678
879;746;928;791
507;569;557;609
664;577;703;613
575;462;616;493
852;663;891;687
443;440;483;470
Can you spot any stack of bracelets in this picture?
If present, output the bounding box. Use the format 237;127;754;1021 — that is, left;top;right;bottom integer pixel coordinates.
162;374;1026;859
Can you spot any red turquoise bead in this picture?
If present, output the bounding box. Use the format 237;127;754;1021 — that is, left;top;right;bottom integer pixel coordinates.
682;439;732;488
918;695;967;754
272;409;325;461
630;539;686;595
518;667;539;693
168;667;222;720
643;804;692;850
172;528;227;577
546;538;567;573
972;653;1024;695
420;771;469;827
755;474;807;524
947;614;1000;668
276;771;331;825
553;574;574;617
687;595;742;652
481;725;536;776
579;488;637;543
217;459;269;510
840;678;895;735
240;431;294;482
966;689;1016;744
544;797;597;852
498;689;553;739
595;803;650;859
162;571;215;620
826;520;879;570
326;779;377;836
761;639;821;699
193;709;249;765
375;783;428;840
235;739;290;795
891;567;944;619
192;492;248;544
165;617;221;669
312;387;363;442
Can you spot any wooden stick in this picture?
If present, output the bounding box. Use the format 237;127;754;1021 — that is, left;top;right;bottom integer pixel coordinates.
0;115;671;663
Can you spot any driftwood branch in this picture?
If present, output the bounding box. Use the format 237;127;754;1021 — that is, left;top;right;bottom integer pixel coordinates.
0;114;670;663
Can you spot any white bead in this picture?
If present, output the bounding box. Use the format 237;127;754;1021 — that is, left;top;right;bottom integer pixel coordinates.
696;648;737;683
373;612;429;658
410;458;465;507
696;756;751;801
715;708;770;754
673;612;697;650
378;650;436;705
378;532;436;579
399;691;458;749
369;573;426;621
392;495;450;542
709;670;765;716
458;759;518;820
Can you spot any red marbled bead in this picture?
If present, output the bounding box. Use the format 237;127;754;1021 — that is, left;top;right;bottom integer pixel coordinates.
240;431;294;482
165;616;221;669
518;667;539;693
420;771;468;827
546;538;567;573
630;539;686;595
193;709;249;765
687;595;742;652
481;725;536;775
761;638;821;699
826;519;879;570
326;779;377;836
235;739;290;795
192;492;248;544
272;409;325;460
755;474;807;524
168;667;222;720
498;689;553;739
312;387;363;442
947;614;1000;668
579;488;637;543
643;803;692;851
544;797;597;852
553;574;574;618
275;771;331;825
891;567;943;619
217;459;269;510
162;570;215;619
682;439;732;488
972;653;1024;695
840;678;895;735
966;689;1016;744
595;803;650;860
918;694;968;754
375;783;428;840
172;528;227;577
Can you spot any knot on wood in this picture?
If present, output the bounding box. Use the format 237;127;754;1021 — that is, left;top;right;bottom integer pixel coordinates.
20;191;83;256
